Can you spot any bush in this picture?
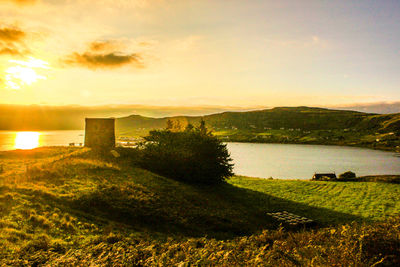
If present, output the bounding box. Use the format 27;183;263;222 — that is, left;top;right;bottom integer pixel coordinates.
339;171;356;179
137;122;233;184
23;234;51;253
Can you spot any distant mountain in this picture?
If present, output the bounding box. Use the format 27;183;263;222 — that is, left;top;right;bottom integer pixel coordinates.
332;102;400;114
117;106;400;134
116;106;400;151
1;105;399;144
0;104;258;130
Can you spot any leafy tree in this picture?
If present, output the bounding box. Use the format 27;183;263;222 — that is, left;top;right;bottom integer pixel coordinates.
199;119;208;135
166;119;174;130
185;123;194;132
174;120;182;132
339;171;356;179
137;122;233;184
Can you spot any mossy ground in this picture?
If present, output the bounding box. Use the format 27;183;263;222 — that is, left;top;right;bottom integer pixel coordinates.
0;147;399;266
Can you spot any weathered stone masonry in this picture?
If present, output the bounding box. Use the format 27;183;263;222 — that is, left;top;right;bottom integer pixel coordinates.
84;118;115;149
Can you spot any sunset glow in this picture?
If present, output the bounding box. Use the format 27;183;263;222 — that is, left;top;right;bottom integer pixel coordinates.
0;1;399;106
0;2;400;265
14;132;40;149
5;58;49;90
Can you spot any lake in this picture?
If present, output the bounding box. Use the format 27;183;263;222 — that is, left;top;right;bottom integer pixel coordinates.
0;130;85;151
227;142;400;179
1;131;399;179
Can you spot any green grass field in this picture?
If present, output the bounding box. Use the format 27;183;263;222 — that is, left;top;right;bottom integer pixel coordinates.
0;147;399;266
230;176;400;223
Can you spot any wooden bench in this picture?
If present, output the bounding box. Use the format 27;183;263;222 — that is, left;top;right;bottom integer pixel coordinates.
267;211;315;226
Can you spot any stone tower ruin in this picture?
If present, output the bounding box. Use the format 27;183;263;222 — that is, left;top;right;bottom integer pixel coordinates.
84;118;115;149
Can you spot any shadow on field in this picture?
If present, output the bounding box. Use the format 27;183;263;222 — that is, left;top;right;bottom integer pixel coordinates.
65;180;364;239
216;183;365;226
6;177;364;240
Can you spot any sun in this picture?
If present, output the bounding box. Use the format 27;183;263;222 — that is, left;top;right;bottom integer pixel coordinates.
5;57;50;90
5;66;44;89
14;132;41;150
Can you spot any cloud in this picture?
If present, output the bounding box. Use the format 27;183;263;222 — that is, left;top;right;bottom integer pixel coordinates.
266;35;330;49
175;35;204;51
0;27;25;42
89;40;123;52
0;26;30;57
0;47;23;56
63;40;144;69
0;0;38;5
138;41;153;47
65;52;143;69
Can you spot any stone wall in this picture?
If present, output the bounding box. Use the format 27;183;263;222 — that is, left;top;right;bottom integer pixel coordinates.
84;118;115;149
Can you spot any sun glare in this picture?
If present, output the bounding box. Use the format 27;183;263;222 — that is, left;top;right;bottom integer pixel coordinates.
14;132;40;150
5;57;50;90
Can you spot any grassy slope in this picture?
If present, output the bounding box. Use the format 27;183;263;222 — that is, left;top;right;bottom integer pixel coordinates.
230;176;400;222
0;147;399;266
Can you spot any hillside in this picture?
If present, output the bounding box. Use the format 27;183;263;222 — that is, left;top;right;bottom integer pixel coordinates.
2;104;400;131
333;101;400;114
0;104;254;130
0;147;399;265
117;107;367;131
2;105;399;151
117;107;400;150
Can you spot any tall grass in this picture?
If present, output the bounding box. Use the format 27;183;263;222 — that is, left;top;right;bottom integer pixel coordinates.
0;147;399;266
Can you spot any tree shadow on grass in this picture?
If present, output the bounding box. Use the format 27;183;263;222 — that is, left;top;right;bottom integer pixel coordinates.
67;181;365;240
215;182;366;227
8;179;366;240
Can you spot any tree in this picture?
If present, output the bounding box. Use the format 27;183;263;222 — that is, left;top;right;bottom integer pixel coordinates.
166;119;174;130
138;122;233;184
339;171;356;179
185;123;194;132
198;119;208;135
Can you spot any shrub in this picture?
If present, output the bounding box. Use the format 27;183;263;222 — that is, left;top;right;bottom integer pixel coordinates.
339;171;356;179
26;165;61;183
137;121;233;184
105;232;122;244
23;234;51;253
50;239;68;253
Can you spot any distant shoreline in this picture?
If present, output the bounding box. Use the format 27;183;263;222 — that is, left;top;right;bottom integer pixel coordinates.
0;129;398;153
222;139;399;152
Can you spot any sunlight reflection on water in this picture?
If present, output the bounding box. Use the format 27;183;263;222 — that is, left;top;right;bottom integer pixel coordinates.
14;132;41;149
0;130;84;151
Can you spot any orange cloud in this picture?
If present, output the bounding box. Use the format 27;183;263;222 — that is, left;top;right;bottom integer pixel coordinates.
64;52;143;69
0;47;23;56
0;26;29;57
89;40;124;52
0;27;25;42
0;0;37;5
63;40;144;69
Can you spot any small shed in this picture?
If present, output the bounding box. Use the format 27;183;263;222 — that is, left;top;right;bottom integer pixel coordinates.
312;173;337;181
84;118;115;149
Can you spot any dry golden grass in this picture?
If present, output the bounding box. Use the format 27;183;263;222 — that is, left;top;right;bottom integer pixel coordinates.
0;147;399;266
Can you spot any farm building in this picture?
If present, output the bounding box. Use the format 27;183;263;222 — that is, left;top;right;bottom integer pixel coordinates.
312;173;337;181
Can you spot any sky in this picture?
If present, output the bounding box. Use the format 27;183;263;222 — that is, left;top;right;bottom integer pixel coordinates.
0;0;400;107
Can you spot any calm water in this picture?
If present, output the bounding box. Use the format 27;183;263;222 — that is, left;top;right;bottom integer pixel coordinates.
0;130;84;151
227;142;400;179
1;131;399;179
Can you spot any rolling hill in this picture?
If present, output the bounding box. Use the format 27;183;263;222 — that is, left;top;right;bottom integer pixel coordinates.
117;106;400;133
116;107;400;150
0;104;255;130
0;147;399;265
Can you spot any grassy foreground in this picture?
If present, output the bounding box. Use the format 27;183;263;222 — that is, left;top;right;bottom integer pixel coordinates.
0;147;399;266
